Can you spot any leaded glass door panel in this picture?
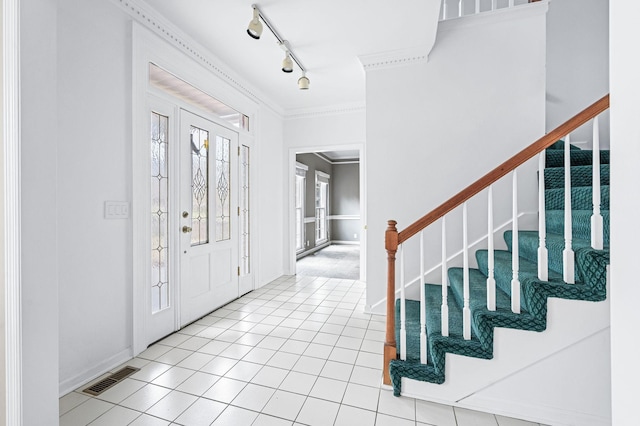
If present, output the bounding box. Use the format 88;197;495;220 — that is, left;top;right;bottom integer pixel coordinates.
180;110;239;327
146;102;180;347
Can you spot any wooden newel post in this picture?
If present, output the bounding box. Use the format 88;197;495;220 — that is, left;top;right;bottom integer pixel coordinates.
383;220;399;385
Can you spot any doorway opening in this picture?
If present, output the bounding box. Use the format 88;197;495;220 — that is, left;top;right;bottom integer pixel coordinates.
292;149;364;280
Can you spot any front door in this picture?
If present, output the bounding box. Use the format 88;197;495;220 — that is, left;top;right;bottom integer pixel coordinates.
179;110;239;327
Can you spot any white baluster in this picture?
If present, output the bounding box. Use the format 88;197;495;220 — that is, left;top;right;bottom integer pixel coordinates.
487;186;496;311
441;217;449;337
511;170;521;314
591;116;604;250
475;0;480;14
492;0;497;11
563;135;575;284
400;245;407;360
538;152;549;281
419;231;427;364
463;202;471;340
459;0;463;17
508;0;514;7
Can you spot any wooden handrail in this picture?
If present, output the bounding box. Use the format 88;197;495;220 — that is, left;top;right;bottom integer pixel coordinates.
397;94;609;244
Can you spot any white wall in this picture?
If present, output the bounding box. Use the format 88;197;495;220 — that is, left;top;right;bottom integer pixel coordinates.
257;107;286;286
546;0;609;147
52;0;286;395
21;0;59;423
57;0;133;393
283;110;366;273
284;110;366;150
365;5;547;310
610;1;640;424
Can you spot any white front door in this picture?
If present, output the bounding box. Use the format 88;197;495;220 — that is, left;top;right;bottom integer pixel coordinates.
179;110;239;327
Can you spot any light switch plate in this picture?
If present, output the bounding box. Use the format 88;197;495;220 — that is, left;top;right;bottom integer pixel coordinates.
105;201;130;219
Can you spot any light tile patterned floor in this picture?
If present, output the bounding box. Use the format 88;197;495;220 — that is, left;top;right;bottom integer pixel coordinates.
60;275;544;426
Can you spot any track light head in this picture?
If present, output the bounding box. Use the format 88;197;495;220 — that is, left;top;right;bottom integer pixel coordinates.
298;72;310;90
282;52;293;73
247;7;263;39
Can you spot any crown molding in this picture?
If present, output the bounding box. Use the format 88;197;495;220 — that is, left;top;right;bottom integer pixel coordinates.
313;152;360;164
358;46;431;72
110;0;286;118
285;102;366;120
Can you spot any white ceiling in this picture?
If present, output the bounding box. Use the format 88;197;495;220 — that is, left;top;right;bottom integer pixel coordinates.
144;0;439;113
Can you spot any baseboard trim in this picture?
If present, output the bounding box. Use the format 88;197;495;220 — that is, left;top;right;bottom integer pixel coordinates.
330;240;360;245
459;395;611;426
296;242;331;260
59;348;133;397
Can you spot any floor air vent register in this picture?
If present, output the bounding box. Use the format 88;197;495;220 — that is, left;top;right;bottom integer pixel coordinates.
82;366;140;396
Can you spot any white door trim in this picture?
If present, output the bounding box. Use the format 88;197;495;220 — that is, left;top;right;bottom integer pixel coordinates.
3;0;23;422
287;144;367;282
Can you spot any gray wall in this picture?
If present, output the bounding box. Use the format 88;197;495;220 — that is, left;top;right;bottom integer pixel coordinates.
296;154;361;256
546;0;609;147
330;163;360;242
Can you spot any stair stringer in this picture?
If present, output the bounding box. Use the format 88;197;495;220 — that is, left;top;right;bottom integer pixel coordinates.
460;327;611;426
399;283;610;421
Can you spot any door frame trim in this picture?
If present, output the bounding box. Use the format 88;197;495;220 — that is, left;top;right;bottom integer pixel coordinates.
4;0;23;422
132;23;258;354
287;145;367;282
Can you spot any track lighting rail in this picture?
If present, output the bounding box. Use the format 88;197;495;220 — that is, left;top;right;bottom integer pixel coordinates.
247;4;310;89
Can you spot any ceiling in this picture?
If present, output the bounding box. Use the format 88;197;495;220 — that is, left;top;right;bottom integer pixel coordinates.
144;0;438;114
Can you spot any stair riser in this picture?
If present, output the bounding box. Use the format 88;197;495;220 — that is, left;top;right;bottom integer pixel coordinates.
476;249;528;310
545;150;609;168
544;164;609;189
545;186;609;210
504;231;583;279
546;211;610;244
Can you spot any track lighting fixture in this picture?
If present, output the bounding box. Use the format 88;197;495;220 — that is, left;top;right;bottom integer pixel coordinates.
282;52;293;73
247;5;310;90
298;72;310;90
247;7;263;39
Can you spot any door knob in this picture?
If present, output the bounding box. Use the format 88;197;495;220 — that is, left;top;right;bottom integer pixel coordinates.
182;226;192;233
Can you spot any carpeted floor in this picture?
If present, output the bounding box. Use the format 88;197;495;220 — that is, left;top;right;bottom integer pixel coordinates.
296;244;360;280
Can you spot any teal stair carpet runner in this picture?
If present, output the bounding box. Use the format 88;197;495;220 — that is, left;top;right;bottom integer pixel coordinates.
389;142;610;396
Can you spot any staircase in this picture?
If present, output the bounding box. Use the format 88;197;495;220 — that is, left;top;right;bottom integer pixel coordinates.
388;141;610;395
381;95;611;424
